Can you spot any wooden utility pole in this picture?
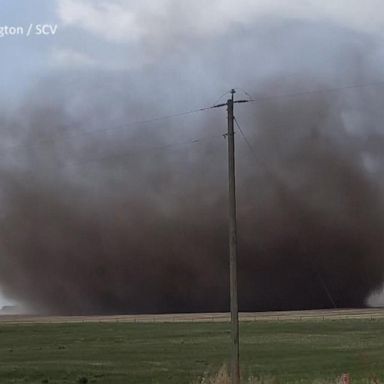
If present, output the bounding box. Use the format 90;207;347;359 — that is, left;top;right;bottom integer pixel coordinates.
212;89;248;384
227;89;240;384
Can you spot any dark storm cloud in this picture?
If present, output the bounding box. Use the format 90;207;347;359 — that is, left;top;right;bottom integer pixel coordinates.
0;19;384;314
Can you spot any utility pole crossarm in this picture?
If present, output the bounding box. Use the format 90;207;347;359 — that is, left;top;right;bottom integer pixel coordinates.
211;99;249;109
212;102;228;109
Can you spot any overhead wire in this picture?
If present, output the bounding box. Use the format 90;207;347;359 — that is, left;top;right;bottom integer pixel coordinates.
211;90;233;106
244;80;384;103
3;79;384;163
64;132;225;169
9;132;226;175
2;104;218;153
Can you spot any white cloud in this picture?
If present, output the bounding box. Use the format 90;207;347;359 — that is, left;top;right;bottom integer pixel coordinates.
50;46;151;71
51;48;97;68
57;0;384;44
58;0;146;42
53;0;384;71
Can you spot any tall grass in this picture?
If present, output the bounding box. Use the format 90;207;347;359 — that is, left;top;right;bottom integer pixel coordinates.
193;366;382;384
194;366;278;384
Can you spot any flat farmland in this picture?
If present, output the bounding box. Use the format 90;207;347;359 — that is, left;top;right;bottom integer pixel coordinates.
2;308;384;324
1;312;384;383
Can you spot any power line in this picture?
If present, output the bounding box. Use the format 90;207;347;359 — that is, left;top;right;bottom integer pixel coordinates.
234;87;254;100
212;90;233;106
3;79;384;159
68;132;224;168
244;80;384;103
2;104;218;153
225;80;384;108
8;132;225;172
234;117;256;157
234;116;274;174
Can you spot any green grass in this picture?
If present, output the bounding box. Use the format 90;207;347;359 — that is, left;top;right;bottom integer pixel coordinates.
0;319;384;383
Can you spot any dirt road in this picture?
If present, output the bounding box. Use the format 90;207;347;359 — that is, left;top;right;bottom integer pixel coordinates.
1;308;384;324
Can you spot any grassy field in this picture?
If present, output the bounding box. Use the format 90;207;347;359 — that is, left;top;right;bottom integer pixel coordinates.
1;319;384;383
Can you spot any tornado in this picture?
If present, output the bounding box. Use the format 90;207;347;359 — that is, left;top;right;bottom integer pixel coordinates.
0;19;384;315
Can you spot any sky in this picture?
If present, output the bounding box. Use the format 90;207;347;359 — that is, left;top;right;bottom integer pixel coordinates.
1;0;384;101
1;0;384;309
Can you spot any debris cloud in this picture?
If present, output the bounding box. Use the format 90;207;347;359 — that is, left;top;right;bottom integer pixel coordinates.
1;20;384;314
